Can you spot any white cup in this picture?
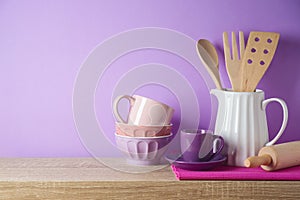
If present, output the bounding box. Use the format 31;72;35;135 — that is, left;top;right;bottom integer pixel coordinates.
113;95;174;126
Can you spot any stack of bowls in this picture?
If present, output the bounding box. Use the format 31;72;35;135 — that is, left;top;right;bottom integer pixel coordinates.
113;95;174;165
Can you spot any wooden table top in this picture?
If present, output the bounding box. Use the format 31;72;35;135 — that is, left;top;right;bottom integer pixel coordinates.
0;158;299;199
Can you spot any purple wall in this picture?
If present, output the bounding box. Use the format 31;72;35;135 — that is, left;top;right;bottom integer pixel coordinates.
1;0;300;157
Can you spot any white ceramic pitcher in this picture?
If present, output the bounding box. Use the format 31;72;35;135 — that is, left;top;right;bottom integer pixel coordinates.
210;89;288;166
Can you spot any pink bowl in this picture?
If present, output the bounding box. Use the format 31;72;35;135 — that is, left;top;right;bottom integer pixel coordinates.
115;133;173;165
115;122;172;137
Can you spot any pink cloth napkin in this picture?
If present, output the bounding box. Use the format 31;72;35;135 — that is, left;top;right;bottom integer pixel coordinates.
171;165;300;180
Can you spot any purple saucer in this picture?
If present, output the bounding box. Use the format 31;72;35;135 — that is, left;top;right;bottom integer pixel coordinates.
165;154;227;171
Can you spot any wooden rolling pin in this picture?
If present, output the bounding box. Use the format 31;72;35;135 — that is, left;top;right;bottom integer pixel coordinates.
244;141;300;171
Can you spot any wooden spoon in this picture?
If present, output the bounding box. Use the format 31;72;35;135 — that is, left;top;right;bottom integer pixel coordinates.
196;39;222;89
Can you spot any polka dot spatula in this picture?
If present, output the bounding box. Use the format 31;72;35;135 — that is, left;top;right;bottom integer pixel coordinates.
240;32;280;92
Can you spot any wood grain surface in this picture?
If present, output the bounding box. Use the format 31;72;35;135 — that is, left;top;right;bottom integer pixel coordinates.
0;158;299;200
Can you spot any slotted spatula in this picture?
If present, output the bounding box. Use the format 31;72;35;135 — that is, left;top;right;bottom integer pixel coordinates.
240;32;280;92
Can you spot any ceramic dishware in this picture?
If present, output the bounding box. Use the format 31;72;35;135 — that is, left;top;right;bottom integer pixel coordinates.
115;133;173;165
211;88;288;166
165;154;227;171
196;39;223;89
180;129;224;162
115;122;172;137
113;95;174;126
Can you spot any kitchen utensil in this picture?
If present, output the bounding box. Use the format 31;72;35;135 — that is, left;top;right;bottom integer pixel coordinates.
244;141;300;171
211;88;288;166
113;95;174;126
165;154;227;171
115;122;172;137
180;129;224;162
240;31;280;92
196;39;222;89
223;31;245;91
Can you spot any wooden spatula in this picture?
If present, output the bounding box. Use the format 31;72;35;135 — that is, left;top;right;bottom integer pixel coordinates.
240;32;280;92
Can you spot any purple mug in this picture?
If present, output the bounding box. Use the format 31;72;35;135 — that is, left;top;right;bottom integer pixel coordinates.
180;129;224;162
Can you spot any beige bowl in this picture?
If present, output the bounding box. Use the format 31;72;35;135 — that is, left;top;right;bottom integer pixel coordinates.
115;122;172;137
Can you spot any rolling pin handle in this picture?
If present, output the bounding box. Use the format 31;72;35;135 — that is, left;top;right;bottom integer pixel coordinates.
244;154;272;168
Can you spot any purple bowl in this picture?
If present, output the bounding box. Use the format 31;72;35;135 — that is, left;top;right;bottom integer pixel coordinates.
115;133;173;165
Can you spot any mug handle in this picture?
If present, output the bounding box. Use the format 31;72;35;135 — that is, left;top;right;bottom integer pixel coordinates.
212;136;224;155
113;95;135;123
262;98;288;146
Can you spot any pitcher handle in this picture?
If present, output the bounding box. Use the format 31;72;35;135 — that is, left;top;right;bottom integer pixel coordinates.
113;95;135;123
262;98;288;146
